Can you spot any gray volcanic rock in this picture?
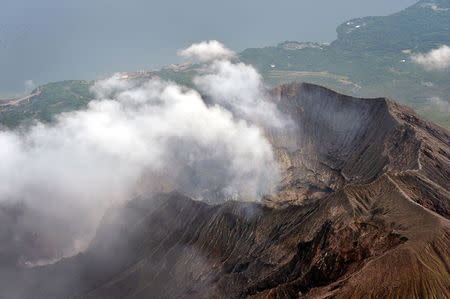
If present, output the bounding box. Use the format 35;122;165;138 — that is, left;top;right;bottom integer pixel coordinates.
1;82;449;298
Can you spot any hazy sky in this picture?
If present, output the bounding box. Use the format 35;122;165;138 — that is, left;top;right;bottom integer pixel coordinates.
0;0;417;96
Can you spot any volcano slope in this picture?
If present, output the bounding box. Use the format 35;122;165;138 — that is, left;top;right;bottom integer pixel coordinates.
2;82;449;299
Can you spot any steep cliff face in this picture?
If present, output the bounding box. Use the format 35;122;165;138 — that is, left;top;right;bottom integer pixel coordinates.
268;83;398;204
2;82;449;298
269;83;449;216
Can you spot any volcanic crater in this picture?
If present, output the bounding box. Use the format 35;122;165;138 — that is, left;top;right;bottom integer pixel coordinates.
1;82;449;299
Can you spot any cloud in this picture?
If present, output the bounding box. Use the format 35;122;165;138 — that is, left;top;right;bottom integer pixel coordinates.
193;60;287;128
411;45;450;71
178;40;236;63
24;80;36;93
0;41;285;262
427;97;450;113
420;3;450;12
180;40;288;128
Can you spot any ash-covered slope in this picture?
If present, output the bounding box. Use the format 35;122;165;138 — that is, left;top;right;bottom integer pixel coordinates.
3;83;449;299
270;83;449;217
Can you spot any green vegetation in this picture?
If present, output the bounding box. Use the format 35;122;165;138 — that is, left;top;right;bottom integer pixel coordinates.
240;0;450;128
0;80;94;128
0;71;199;129
1;0;449;129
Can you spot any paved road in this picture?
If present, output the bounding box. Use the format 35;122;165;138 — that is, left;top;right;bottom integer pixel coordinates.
0;88;41;107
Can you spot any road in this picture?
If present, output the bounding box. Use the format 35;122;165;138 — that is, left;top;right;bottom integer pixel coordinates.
0;88;42;107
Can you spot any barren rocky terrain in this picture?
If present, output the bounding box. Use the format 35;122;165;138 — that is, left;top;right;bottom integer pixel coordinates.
0;82;449;298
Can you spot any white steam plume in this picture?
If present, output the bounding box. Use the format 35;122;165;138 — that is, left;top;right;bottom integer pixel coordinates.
0;41;285;260
411;45;450;71
184;40;287;128
178;40;236;63
194;59;286;128
24;80;37;93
